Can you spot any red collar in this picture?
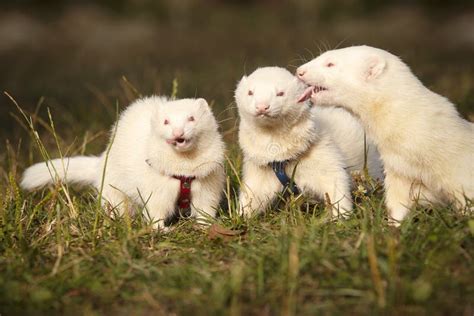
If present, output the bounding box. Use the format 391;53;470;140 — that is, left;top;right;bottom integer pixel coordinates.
172;175;196;211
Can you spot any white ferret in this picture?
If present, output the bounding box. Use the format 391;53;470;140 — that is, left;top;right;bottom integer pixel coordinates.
235;66;369;216
21;96;226;229
297;45;474;224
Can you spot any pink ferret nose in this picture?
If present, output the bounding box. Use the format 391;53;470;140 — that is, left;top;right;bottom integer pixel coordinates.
172;128;185;138
256;103;270;113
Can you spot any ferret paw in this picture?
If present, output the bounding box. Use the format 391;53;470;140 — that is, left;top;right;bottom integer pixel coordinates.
195;216;213;227
387;217;402;227
387;207;409;227
238;204;256;219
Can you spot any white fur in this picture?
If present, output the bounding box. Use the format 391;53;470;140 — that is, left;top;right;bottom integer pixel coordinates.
311;106;383;179
297;45;474;224
21;96;226;229
22;156;99;189
235;67;354;217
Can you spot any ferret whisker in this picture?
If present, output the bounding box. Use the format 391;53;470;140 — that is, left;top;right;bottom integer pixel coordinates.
334;38;348;50
315;42;323;56
218;117;235;124
304;48;315;60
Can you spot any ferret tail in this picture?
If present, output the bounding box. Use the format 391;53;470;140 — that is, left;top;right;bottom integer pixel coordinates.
20;156;101;190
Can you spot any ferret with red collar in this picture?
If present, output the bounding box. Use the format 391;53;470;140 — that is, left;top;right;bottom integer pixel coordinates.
21;96;226;229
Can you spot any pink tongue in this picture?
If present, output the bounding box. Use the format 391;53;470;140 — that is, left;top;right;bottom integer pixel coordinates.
297;86;314;103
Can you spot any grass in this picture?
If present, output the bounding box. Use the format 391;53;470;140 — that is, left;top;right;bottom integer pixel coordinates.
0;174;472;315
0;96;473;315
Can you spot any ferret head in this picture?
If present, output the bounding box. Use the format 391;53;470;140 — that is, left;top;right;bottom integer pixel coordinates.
296;45;398;114
235;67;308;127
152;98;216;153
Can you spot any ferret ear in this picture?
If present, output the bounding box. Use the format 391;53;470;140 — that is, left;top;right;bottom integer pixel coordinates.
365;55;386;81
235;75;248;96
196;98;210;111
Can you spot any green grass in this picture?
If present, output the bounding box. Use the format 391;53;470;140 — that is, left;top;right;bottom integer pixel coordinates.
0;108;473;314
0;176;472;315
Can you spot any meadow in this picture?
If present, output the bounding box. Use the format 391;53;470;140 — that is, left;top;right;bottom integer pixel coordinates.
0;1;473;315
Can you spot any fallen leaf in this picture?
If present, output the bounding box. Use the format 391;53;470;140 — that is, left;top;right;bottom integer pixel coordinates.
208;224;245;241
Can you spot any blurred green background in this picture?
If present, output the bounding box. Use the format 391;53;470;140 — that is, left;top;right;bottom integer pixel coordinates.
1;0;473;163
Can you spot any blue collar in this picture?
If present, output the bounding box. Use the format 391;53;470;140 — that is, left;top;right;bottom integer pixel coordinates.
270;160;300;195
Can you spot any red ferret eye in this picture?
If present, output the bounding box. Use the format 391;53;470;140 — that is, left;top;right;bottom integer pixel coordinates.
276;91;285;97
188;116;195;122
326;62;335;67
164;119;169;125
248;90;253;96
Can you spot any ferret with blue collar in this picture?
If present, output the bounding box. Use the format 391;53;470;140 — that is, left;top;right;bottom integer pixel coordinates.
235;67;356;217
